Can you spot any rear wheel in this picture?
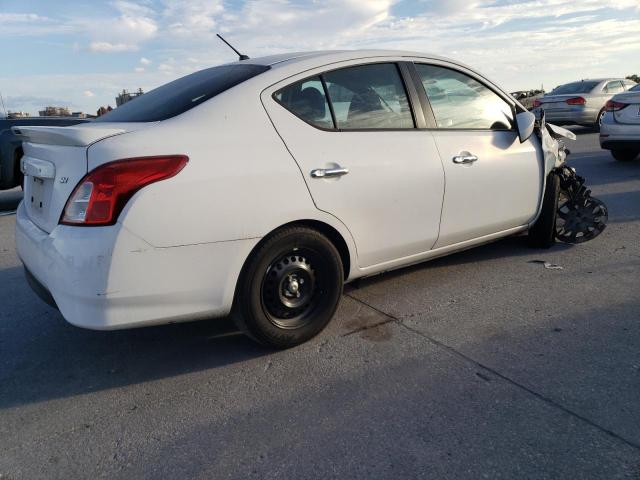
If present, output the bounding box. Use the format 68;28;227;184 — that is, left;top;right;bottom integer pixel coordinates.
611;149;638;162
234;226;343;348
595;109;606;131
528;172;560;248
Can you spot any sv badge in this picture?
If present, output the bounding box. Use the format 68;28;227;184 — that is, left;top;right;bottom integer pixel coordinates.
59;176;69;184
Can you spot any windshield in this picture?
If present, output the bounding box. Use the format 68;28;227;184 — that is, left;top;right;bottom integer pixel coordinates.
95;64;269;123
550;81;599;95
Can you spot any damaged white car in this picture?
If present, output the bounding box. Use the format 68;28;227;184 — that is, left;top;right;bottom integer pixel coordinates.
13;50;606;348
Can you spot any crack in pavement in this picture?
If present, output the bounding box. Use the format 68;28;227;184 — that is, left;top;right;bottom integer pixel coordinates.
344;292;640;452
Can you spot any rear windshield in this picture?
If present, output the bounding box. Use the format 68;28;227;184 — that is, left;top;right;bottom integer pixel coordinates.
630;84;640;92
550;81;600;95
95;64;269;123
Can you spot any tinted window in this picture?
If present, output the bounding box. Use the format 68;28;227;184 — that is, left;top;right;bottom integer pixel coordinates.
274;76;333;129
551;81;599;95
630;84;640;92
605;81;624;94
324;64;414;129
415;64;513;130
95;64;269;123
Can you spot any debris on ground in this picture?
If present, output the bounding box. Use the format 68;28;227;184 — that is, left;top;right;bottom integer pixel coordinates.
529;260;564;270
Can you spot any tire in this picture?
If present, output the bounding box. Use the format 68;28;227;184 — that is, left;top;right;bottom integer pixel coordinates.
234;226;343;348
611;149;638;162
594;109;605;131
528;172;560;249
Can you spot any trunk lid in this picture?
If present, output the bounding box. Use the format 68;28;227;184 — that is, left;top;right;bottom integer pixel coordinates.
613;92;640;125
12;123;136;233
538;94;586;111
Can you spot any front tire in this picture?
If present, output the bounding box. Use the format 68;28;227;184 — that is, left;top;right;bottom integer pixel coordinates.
611;149;638;162
234;226;343;348
528;172;560;248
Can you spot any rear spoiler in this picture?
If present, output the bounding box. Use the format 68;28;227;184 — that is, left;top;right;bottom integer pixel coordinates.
11;125;126;147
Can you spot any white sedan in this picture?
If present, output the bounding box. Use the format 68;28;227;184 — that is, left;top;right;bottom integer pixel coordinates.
14;50;569;348
600;83;640;161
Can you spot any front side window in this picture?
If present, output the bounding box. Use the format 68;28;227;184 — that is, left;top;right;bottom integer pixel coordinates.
415;64;513;130
323;63;414;130
274;76;333;129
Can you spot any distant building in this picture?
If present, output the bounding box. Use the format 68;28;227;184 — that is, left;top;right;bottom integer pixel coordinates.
7;111;30;119
39;106;71;117
71;111;87;118
116;88;144;107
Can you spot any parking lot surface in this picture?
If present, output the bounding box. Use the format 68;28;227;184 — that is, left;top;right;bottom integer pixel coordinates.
1;130;639;479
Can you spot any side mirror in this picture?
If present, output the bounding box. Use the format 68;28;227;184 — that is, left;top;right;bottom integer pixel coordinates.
515;110;536;143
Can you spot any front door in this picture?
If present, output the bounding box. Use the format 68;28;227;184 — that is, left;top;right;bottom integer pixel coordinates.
413;63;543;248
263;61;445;268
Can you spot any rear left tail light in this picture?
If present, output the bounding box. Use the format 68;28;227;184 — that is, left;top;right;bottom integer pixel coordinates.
533;99;541;108
605;100;629;112
61;155;188;226
566;97;586;106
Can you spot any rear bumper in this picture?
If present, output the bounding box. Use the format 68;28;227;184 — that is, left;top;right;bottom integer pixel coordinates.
534;108;598;126
15;202;258;330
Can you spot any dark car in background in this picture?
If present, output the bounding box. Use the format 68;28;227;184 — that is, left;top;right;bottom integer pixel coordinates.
0;117;90;190
533;78;636;130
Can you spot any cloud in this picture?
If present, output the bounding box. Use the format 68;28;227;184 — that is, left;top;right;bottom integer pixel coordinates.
140;57;152;65
83;90;95;97
134;67;145;73
88;42;138;53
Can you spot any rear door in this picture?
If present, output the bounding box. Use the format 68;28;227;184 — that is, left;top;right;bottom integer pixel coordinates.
263;61;445;268
411;62;542;247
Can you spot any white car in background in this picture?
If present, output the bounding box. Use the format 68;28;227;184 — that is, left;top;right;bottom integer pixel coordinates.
14;50;570;348
600;83;640;161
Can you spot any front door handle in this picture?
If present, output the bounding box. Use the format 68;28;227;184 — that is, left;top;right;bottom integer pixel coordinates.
310;167;349;178
452;153;478;164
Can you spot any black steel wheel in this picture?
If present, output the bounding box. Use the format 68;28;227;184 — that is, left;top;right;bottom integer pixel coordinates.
234;226;343;348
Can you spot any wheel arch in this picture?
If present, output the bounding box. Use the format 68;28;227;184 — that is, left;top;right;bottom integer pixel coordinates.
245;219;353;280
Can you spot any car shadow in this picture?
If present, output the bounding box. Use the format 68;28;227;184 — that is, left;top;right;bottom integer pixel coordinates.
0;265;271;409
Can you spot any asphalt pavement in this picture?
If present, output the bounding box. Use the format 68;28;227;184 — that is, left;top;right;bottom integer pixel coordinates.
1;130;639;479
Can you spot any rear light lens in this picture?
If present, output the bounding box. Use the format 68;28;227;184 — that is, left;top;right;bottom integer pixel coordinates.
605;100;629;112
565;97;586;106
533;99;541;108
61;155;188;226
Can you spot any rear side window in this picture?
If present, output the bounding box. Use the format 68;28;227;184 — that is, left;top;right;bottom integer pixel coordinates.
274;76;333;129
605;81;624;94
324;64;414;129
95;64;269;123
274;63;415;130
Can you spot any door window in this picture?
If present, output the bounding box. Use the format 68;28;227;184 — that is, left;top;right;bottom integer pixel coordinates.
274;76;333;129
415;64;514;130
323;63;415;130
605;81;624;94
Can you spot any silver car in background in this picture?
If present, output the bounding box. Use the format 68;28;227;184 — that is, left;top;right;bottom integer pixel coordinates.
600;83;640;161
534;78;636;130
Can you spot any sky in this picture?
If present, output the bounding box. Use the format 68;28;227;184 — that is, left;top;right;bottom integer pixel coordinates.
1;0;639;115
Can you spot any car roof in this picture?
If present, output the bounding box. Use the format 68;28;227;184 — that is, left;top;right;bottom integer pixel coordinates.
239;49;455;68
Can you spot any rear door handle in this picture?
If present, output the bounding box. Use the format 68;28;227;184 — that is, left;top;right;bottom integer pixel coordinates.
452;154;478;164
310;167;349;178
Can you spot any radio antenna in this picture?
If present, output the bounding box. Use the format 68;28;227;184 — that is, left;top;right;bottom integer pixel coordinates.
216;34;250;61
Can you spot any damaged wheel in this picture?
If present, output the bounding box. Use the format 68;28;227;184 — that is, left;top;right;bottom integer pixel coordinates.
528;172;560;249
